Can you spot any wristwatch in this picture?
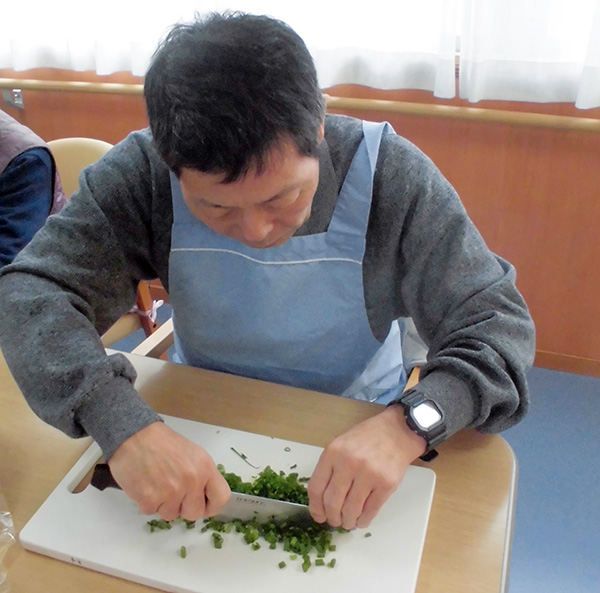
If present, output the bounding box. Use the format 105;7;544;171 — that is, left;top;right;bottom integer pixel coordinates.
389;390;447;462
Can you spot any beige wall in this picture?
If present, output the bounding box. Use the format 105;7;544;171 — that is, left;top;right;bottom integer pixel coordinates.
2;69;599;376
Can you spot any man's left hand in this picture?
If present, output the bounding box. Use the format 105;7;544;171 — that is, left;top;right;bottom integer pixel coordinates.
307;405;426;530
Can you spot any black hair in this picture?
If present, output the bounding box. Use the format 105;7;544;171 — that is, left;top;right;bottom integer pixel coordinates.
144;12;325;182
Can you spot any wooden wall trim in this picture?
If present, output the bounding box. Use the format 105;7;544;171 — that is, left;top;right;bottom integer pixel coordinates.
2;77;600;133
0;77;143;96
534;351;600;378
326;97;600;133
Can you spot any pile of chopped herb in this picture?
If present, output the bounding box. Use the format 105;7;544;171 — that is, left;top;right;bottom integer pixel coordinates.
199;514;344;570
217;464;309;505
146;465;350;571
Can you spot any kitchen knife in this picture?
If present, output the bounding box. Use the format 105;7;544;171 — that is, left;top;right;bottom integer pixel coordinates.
90;463;314;526
214;491;313;525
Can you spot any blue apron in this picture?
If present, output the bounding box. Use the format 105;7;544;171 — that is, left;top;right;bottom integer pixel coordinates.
169;120;406;403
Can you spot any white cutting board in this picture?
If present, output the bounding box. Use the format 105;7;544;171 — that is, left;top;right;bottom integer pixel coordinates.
20;414;435;593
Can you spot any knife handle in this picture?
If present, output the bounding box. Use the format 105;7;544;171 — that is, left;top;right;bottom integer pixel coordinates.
90;463;122;491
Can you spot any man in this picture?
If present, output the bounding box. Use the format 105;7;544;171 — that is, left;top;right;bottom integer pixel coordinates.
0;13;535;530
0;109;66;267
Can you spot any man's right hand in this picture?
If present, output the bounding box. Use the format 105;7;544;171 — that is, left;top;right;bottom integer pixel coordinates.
107;421;231;522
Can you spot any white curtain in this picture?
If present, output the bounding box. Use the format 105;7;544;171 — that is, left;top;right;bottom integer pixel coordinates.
0;1;459;98
265;1;458;97
1;0;600;108
459;0;600;108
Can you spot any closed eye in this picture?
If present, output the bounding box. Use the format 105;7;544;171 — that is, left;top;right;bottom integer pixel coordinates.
265;190;300;210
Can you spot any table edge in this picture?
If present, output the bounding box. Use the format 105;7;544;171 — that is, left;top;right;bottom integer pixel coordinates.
499;440;518;593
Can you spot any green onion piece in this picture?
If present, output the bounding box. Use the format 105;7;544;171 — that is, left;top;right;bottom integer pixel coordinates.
365;532;372;538
252;542;261;551
243;527;259;544
180;545;187;558
328;558;337;568
290;554;298;560
328;544;337;551
212;533;223;549
147;519;172;531
278;561;286;568
315;559;325;566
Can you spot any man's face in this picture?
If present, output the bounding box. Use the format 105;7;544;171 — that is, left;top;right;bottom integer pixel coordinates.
179;133;322;249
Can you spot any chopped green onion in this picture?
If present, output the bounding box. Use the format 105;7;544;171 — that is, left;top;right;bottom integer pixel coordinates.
212;533;223;549
149;465;352;573
365;532;372;538
278;561;287;569
243;527;259;544
147;519;172;532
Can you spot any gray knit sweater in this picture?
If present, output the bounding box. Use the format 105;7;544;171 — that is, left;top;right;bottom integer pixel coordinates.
0;115;535;460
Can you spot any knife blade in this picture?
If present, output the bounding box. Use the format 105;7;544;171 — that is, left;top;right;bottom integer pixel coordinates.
90;463;314;526
214;491;313;526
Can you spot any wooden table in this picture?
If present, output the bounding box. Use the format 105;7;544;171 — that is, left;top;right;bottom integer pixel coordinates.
0;349;517;593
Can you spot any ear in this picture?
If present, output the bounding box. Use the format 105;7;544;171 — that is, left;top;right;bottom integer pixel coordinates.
317;120;325;143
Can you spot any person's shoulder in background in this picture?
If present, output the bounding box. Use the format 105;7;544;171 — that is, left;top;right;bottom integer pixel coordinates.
0;147;54;268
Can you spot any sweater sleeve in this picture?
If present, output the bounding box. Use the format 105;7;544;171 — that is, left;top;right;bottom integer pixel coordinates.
0;130;172;459
368;134;535;438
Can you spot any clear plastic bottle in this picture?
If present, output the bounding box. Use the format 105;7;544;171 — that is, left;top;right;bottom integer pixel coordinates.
0;491;14;593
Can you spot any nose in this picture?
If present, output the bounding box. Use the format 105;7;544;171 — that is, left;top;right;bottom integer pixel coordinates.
239;207;274;244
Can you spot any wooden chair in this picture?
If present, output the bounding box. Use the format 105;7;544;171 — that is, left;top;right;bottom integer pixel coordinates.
47;137;162;348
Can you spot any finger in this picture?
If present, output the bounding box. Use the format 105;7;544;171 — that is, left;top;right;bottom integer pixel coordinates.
136;489;163;516
156;498;183;522
179;489;207;522
356;488;393;529
340;478;373;530
203;473;232;517
321;470;353;528
307;456;333;523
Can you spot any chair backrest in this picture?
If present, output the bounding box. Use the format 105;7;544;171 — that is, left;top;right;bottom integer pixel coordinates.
47;137;113;198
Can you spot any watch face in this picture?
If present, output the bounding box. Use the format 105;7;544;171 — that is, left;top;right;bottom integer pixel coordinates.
413;401;442;430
